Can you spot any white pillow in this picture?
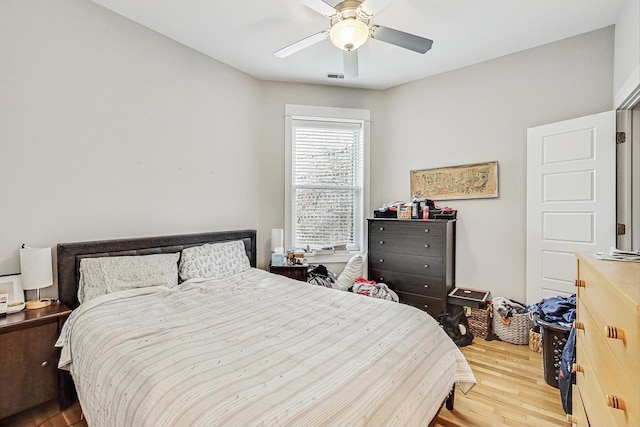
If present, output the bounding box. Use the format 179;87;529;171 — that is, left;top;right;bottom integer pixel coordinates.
78;253;180;304
335;254;365;291
179;240;251;281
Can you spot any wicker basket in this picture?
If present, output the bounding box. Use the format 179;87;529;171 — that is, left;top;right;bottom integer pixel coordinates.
529;325;542;353
468;306;492;339
493;312;534;345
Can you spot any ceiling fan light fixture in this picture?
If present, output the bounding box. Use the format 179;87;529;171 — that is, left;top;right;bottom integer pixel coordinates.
329;18;369;51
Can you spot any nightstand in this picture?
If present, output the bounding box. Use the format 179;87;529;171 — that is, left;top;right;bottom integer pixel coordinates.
269;264;309;282
0;302;72;419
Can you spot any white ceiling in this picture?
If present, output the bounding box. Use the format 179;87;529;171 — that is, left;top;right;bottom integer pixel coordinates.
90;0;626;90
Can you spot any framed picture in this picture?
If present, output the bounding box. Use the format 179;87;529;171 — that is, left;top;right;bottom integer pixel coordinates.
0;274;25;313
410;161;499;200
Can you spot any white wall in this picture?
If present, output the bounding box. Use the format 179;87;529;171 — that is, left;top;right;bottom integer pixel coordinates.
0;0;262;298
0;0;616;304
614;0;640;107
374;27;615;302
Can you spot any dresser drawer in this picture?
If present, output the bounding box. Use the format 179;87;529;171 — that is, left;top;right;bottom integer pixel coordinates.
570;386;588;426
369;251;443;277
369;268;444;298
578;260;639;385
575;339;620;427
369;233;443;257
369;221;444;237
575;302;638;425
396;291;444;318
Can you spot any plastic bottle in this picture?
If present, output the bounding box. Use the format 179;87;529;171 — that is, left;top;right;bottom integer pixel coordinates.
411;195;420;219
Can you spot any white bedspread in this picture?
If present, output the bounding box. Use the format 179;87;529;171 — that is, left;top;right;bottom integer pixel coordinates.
57;268;475;427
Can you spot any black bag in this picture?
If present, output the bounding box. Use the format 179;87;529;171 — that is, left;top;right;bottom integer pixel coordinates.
438;306;474;347
307;265;336;288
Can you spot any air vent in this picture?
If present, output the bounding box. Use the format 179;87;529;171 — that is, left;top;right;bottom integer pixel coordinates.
327;73;345;79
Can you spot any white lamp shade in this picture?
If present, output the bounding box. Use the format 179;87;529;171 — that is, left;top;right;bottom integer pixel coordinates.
20;247;53;291
271;228;284;252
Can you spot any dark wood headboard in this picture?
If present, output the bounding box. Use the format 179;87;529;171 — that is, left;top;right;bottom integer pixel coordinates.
57;229;257;309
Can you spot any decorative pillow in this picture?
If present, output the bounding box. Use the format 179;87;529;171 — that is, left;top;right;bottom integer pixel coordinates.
78;253;180;304
179;240;251;281
335;254;365;291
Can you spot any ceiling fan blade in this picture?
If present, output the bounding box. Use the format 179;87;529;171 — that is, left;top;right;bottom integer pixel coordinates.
274;31;329;58
370;25;433;54
343;50;359;79
300;0;338;17
358;0;394;17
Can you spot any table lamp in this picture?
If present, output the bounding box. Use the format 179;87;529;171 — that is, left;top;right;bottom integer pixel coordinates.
20;245;53;310
270;228;285;266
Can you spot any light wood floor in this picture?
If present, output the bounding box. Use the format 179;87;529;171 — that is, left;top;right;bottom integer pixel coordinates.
436;338;569;427
2;338;568;427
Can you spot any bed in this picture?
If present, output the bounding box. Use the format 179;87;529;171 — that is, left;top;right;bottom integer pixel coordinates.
55;229;475;426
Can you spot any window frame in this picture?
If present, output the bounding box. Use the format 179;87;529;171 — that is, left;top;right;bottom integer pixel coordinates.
285;104;370;263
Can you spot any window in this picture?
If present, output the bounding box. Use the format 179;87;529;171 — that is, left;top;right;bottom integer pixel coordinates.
285;105;370;260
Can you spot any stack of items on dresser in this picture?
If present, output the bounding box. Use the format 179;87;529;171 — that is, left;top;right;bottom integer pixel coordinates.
373;198;457;220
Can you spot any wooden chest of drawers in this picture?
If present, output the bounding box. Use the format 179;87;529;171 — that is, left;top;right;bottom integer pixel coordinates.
572;253;639;426
367;219;456;318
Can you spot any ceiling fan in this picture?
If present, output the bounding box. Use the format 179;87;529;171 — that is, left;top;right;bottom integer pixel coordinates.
274;0;433;79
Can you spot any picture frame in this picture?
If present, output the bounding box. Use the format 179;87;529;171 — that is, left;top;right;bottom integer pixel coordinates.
0;274;25;314
410;161;499;200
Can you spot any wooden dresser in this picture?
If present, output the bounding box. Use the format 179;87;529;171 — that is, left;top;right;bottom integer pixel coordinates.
367;219;456;319
572;253;639;426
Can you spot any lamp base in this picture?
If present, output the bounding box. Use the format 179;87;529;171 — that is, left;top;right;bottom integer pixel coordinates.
25;299;52;310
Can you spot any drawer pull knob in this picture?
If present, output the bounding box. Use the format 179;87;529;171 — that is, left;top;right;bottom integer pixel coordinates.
573;321;584;330
424;284;429;288
424;304;429;309
379;241;384;245
424;264;429;268
424;244;430;248
379;227;384;231
606;395;625;410
574;279;586;288
424;229;430;233
379;259;384;263
379;277;384;281
605;325;625;341
41;361;48;368
572;363;583;373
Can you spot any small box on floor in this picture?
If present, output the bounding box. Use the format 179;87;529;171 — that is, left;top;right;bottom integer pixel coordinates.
448;287;490;308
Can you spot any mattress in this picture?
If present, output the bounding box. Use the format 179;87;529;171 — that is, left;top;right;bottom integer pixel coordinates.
57;268;475;426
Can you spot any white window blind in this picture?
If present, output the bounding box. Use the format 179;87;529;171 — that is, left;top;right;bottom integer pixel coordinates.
291;119;364;250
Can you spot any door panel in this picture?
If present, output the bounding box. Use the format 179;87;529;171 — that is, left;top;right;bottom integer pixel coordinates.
526;111;616;304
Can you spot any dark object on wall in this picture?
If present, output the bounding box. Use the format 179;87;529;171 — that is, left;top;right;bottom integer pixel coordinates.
438;306;474;347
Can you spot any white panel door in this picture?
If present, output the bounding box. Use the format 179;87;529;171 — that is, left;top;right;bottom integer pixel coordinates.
526;111;616;305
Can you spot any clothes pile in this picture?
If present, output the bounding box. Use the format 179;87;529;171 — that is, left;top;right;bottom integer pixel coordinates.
491;296;527;325
351;278;399;302
527;294;576;328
